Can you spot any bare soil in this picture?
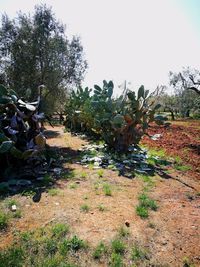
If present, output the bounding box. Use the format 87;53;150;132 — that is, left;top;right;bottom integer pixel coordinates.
0;125;200;266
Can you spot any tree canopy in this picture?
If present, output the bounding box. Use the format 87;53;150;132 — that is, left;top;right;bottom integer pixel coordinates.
0;4;87;113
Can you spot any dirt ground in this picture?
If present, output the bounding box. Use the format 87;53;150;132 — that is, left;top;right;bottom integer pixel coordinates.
0;124;200;266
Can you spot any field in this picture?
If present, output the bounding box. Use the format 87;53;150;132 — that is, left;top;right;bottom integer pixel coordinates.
0;121;200;267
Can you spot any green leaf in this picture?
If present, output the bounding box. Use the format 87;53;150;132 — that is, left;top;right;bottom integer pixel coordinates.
144;90;149;99
0;141;13;153
107;87;113;98
0;133;9;143
94;85;102;92
127;91;136;101
137;85;145;99
0;84;7;97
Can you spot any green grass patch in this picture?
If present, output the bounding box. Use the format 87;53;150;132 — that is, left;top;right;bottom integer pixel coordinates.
97;169;104;178
61;171;76;180
0;211;9;230
97;204;106;212
118;226;130;238
174;164;191;172
111;239;126;254
48;188;60;196
69;183;78;189
110;252;123;267
103;183;112;196
131;244;147;261
93;242;107;259
51;223;69;238
80;204;90;213
136;206;149;218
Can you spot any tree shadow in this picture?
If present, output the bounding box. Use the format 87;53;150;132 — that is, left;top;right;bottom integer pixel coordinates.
0;145;81;201
44;129;61;139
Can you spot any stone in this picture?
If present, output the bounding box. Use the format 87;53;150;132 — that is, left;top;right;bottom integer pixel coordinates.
11;205;17;211
125;220;130;227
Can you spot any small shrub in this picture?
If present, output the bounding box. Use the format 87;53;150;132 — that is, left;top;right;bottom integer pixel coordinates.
103;183;112;196
5;199;18;209
0;246;24;267
174;164;191;172
48;188;60;196
12;210;22;219
118;226;130;238
0;212;9;230
97;169;104;178
110;252;123;267
68;235;86;252
80;204;90;213
111;239;126;254
136;206;149;219
44;239;58;256
93;242;107;259
69;183;77;189
139;194;158;211
41;174;54;186
97;204;106;212
51;223;69;238
61;171;76;180
80;171;87;179
131;244;147;261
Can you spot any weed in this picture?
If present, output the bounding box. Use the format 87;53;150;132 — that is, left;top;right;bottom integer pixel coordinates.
12;210;22;219
5;199;18;209
110;252;123;267
80;171;87;179
136;206;149;218
118;226;130;238
97;204;106;211
67;235;87;252
61;171;76;180
51;223;69;238
97;169;104;178
41;174;54;186
80;204;90;212
93;242;107;259
148;222;156;229
138;194;158;211
48;188;60;196
83;195;88;200
111;239;126;254
182;257;195;267
103;183;112;196
131;244;147;261
69;183;77;189
21;190;35;197
174;164;191;172
0;211;9;230
44;238;58;256
0;246;24;267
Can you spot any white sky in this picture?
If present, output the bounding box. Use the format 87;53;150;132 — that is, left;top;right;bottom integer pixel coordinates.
1;0;200;94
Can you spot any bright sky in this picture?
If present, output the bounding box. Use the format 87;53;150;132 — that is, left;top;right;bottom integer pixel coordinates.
1;0;200;93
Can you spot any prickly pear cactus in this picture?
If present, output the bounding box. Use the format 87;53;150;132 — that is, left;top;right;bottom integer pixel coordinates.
65;81;166;152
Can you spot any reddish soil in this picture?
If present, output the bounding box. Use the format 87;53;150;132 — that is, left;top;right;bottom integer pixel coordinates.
142;120;200;179
0;125;200;266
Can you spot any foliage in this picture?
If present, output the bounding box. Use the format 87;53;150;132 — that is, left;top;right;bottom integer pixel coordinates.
0;4;87;115
0;84;46;178
169;67;200;118
0;211;9;230
65;81;166;152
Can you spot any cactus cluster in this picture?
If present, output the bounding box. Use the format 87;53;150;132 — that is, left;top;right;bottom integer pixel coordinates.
65;81;164;152
0;84;46;177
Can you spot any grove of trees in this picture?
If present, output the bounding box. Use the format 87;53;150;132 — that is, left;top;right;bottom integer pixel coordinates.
0;4;87;114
